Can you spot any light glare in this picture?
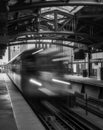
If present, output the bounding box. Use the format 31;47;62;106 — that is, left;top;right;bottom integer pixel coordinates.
38;88;56;96
30;79;42;86
52;78;71;85
32;49;43;55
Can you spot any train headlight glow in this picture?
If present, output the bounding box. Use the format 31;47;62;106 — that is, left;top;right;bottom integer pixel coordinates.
52;78;71;85
30;79;42;86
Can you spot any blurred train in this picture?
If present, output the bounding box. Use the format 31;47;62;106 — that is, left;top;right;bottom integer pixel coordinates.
5;47;72;100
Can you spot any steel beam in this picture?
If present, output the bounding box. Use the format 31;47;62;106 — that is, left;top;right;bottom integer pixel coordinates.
78;14;103;18
8;15;35;25
58;18;73;31
9;35;91;46
9;1;103;12
8;30;89;38
9;39;77;48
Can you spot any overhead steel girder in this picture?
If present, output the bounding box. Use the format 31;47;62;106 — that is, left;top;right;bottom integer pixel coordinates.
9;36;72;42
78;14;103;18
8;31;89;38
40;16;68;24
41;9;73;17
55;10;73;17
9;33;91;46
9;38;78;48
10;36;73;42
41;10;55;16
9;40;77;49
8;12;71;28
58;18;73;31
9;1;103;12
8;15;35;25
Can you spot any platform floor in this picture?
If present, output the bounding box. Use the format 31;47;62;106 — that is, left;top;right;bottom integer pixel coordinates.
64;74;103;87
0;73;45;130
0;74;17;130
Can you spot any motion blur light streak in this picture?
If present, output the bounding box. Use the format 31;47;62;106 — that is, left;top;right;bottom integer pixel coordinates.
27;40;36;42
30;79;42;86
52;78;71;85
40;47;59;54
52;57;69;61
38;88;56;96
32;49;43;55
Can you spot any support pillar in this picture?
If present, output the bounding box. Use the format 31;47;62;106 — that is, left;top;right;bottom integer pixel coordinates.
8;46;11;61
88;49;91;77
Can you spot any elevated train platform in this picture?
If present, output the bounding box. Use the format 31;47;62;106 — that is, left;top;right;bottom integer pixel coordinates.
64;74;103;99
0;0;103;129
0;74;17;130
65;74;103;87
0;73;103;130
0;73;45;130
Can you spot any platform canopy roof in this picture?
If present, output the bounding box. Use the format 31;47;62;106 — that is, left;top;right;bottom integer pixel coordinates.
0;0;103;57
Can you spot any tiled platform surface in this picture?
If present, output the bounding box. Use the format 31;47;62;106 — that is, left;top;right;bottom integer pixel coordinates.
1;73;45;130
0;73;17;130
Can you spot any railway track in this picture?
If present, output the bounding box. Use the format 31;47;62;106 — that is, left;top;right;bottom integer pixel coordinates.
75;94;103;118
29;100;75;130
27;98;101;130
88;97;103;107
75;92;103;108
46;101;101;130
